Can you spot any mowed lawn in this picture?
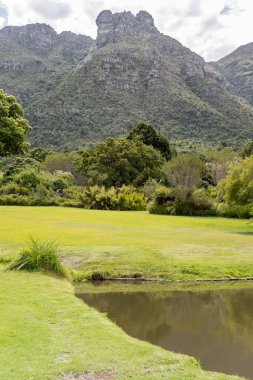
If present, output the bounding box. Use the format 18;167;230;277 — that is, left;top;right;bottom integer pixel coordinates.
1;206;253;279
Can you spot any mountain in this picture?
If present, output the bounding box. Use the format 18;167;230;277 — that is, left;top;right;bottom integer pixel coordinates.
0;23;94;108
213;43;253;106
1;11;253;150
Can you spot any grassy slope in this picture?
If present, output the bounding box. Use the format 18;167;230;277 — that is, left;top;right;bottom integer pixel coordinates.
0;268;243;380
0;206;253;280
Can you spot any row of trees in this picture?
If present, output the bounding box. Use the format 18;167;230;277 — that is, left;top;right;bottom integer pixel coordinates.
0;89;253;217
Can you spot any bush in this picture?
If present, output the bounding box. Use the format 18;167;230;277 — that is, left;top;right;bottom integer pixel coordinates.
221;156;253;206
172;188;216;216
0;195;60;206
0;182;30;196
14;169;40;189
148;203;171;215
218;203;253;219
79;185;147;210
148;186;215;216
8;239;64;275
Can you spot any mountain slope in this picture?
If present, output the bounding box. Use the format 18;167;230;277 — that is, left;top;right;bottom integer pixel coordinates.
213;43;253;106
0;23;94;108
1;11;253;149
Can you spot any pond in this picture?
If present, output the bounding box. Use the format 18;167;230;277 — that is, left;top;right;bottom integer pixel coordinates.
76;281;253;379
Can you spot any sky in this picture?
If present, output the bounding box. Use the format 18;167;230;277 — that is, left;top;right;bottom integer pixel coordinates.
0;0;252;61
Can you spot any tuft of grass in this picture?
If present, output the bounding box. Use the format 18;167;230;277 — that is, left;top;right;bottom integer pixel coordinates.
7;239;64;276
0;256;13;264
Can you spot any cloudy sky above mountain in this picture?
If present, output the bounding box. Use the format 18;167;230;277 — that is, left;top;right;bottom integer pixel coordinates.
0;0;252;61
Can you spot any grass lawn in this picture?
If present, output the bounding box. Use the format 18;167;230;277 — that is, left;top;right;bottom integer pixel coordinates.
0;206;253;280
0;267;244;380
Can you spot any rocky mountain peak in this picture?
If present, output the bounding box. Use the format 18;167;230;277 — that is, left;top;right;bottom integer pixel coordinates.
1;23;58;53
136;11;155;29
96;10;158;48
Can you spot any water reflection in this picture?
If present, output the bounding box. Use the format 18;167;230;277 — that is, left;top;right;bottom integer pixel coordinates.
77;284;253;379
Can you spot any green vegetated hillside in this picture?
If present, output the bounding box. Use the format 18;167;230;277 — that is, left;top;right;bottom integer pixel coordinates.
1;10;253;150
213;42;253;106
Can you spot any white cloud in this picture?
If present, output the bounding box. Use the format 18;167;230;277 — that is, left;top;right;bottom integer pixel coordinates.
28;0;72;20
1;0;253;61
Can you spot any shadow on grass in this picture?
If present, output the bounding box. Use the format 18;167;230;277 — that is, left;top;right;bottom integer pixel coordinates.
230;231;253;236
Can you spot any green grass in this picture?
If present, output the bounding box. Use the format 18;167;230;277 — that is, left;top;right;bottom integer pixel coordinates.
0;206;253;280
8;238;64;275
0;267;244;379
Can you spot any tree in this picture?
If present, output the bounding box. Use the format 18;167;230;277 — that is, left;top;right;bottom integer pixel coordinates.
221;156;253;205
157;154;213;215
28;147;52;162
42;151;85;185
0;89;31;156
127;121;172;160
164;154;204;190
205;148;238;185
240;140;253;158
79;137;164;187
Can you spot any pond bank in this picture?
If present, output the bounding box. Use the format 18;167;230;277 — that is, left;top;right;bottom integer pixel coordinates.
77;281;253;379
80;276;253;283
0;267;244;380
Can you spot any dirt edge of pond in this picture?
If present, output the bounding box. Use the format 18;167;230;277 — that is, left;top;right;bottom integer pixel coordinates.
77;276;253;284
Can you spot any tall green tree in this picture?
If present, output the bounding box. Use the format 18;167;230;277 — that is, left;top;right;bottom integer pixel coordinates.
79;137;164;187
221;156;253;205
128;121;172;160
0;89;31;156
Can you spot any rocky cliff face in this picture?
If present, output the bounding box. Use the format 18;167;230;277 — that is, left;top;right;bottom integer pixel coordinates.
213;43;253;105
0;23;94;107
1;24;58;53
0;10;253;150
96;10;158;48
1;23;94;57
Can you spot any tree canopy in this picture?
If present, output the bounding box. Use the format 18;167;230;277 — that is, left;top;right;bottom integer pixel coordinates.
0;89;31;156
127;121;172;160
79;137;164;187
205;148;238;185
164;154;204;190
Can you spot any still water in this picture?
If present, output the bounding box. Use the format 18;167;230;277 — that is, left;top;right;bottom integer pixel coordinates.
77;282;253;379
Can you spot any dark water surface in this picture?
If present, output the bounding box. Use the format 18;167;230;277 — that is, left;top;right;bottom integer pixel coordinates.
76;282;253;379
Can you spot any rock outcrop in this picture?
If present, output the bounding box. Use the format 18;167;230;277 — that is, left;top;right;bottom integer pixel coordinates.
96;10;158;48
1;24;58;52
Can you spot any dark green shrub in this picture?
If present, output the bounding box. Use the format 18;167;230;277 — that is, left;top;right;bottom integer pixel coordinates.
91;272;105;281
148;186;215;216
148;203;171;215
